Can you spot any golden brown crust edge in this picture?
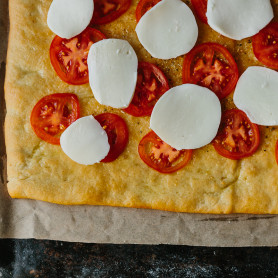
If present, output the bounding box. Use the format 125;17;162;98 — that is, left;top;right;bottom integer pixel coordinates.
4;0;278;214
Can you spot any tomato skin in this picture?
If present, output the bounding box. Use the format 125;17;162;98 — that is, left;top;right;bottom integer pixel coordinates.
213;109;260;160
252;22;278;70
135;0;161;22
123;62;170;117
30;93;80;145
191;0;208;24
91;0;131;25
50;27;106;85
138;131;192;174
183;43;239;100
95;113;129;163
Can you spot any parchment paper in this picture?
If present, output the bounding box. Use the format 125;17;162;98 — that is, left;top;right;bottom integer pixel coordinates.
1;0;278;247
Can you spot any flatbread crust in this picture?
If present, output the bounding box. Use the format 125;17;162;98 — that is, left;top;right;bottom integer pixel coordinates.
4;0;278;213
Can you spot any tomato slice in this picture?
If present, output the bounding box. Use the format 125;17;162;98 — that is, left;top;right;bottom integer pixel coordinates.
213;109;260;160
252;22;278;70
95;113;129;163
135;0;161;22
91;0;131;25
182;43;239;100
191;0;208;24
50;27;106;85
30;93;80;145
123;62;169;117
138;131;192;173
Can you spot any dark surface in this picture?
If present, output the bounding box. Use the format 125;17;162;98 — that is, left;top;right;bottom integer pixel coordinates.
0;240;278;278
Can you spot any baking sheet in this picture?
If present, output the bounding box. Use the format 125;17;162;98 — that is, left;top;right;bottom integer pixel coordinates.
1;0;278;247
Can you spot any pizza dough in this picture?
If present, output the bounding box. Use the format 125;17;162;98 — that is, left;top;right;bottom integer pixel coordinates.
4;0;278;213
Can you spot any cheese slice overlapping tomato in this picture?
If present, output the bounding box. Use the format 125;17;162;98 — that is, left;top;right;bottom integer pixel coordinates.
234;66;278;126
47;0;94;39
87;39;138;109
135;0;198;59
60;115;110;165
206;0;273;40
150;84;221;150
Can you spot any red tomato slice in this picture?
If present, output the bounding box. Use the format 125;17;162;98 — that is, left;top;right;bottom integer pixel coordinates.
191;0;208;24
135;0;161;22
252;22;278;70
138;131;192;173
91;0;131;25
95;113;129;163
123;62;170;117
183;43;239;100
30;93;80;145
213;109;260;160
50;27;106;85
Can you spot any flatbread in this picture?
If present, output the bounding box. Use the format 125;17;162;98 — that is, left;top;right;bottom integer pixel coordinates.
4;0;278;213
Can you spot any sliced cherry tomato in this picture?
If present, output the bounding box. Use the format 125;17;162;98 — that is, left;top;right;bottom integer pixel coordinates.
95;113;129;162
123;62;169;117
191;0;208;24
252;22;278;70
50;27;106;85
91;0;131;25
183;43;239;100
135;0;161;22
213;109;260;160
138;131;192;173
30;93;80;145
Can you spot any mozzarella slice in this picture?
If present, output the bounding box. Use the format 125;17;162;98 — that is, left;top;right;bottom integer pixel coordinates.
233;67;278;126
206;0;273;40
135;0;198;59
150;84;221;150
47;0;94;39
60;116;110;165
88;39;138;109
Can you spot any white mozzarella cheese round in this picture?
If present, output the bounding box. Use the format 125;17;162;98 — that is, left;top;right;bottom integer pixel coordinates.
233;67;278;126
206;0;273;40
87;39;138;109
135;0;198;59
47;0;94;39
60;116;110;165
150;84;221;150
